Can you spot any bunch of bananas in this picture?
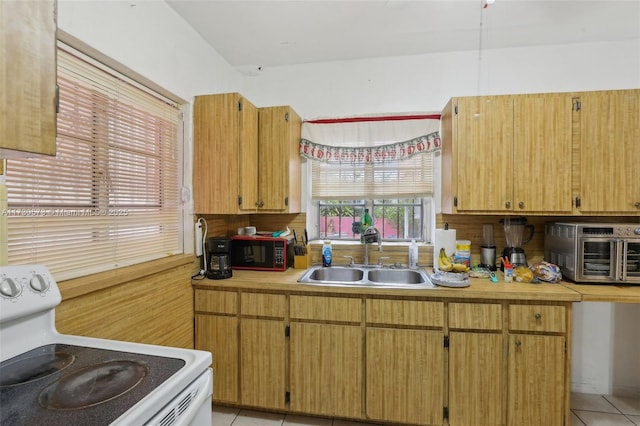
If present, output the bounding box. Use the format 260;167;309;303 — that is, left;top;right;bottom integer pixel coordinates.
437;248;470;273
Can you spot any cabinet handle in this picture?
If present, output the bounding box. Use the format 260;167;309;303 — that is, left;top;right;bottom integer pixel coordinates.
635;202;640;209
534;313;542;320
505;201;511;209
515;340;521;347
519;201;525;209
259;201;265;208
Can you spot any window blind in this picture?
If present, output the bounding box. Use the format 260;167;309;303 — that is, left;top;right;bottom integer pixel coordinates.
311;154;434;199
5;45;182;280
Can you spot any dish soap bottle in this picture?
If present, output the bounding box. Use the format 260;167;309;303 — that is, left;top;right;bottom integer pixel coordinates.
409;239;418;269
322;240;332;267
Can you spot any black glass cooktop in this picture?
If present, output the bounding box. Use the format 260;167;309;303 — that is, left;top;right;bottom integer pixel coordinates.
0;344;185;426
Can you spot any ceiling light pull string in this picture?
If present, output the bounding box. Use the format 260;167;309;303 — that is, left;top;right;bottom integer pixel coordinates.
477;0;484;95
477;0;494;95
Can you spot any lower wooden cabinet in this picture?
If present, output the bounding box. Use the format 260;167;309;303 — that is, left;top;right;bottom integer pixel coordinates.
507;334;566;426
194;289;571;426
366;328;444;424
195;314;238;403
449;332;504;425
289;322;363;418
240;318;286;409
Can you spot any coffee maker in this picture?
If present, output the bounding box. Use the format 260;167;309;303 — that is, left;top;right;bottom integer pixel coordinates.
500;217;534;269
206;237;232;279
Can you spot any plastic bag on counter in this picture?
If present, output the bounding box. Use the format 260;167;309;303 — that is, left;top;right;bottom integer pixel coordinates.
530;261;563;283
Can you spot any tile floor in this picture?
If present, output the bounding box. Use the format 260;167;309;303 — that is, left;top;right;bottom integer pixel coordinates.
212;393;640;426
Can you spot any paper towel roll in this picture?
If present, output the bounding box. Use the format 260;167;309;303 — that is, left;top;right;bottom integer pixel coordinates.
434;229;457;270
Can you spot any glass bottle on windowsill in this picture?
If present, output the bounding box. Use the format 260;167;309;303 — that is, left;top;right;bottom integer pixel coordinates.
361;208;373;243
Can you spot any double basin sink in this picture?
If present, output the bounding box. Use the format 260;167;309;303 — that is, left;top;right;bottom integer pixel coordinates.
297;264;436;289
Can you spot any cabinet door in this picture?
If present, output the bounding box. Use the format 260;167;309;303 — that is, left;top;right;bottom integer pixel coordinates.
238;97;259;212
0;0;57;157
257;106;302;212
289;322;362;418
240;318;286;409
455;96;514;212
513;94;573;213
449;332;504;426
195;314;238;403
507;334;565;426
366;328;444;425
578;90;640;213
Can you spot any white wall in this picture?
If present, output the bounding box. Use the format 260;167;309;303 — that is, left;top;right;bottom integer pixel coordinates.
57;1;639;396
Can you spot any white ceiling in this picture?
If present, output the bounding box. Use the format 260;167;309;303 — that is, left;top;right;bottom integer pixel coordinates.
166;0;640;75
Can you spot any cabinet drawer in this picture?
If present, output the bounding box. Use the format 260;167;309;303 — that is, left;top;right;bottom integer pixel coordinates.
366;299;443;327
509;305;566;333
241;292;286;318
290;295;361;323
195;289;237;314
449;303;502;331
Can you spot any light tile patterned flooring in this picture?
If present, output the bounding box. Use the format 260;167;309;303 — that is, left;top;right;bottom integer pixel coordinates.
212;393;640;426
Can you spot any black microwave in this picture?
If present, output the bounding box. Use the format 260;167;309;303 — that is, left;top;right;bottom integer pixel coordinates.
230;235;294;271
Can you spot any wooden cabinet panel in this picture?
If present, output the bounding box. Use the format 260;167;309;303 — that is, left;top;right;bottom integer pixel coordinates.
509;304;566;333
513;93;573;213
290;295;361;323
290;322;362;418
193;93;258;214
366;299;443;327
195;314;238;403
578;89;640;213
366;328;444;425
449;302;502;331
507;334;565;426
0;0;57;157
449;332;504;426
455;96;514;212
240;318;286;409
194;289;237;314
257;106;302;212
240;292;285;318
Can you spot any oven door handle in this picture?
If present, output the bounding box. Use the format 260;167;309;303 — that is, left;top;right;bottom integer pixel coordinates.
620;239;628;282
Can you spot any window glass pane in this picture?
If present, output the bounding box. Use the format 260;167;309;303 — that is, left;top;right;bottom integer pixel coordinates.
318;198;424;242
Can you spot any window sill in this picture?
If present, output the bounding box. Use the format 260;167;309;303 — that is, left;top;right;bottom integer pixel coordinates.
59;254;196;301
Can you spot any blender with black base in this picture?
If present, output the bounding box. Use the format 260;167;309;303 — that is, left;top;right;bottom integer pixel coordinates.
206;237;232;279
500;217;534;270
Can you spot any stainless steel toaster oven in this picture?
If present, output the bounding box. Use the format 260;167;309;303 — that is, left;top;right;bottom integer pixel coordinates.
544;222;640;284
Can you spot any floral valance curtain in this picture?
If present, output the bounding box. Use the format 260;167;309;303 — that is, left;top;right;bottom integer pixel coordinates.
299;113;441;164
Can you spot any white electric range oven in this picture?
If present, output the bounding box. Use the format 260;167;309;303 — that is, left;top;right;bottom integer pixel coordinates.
0;265;213;426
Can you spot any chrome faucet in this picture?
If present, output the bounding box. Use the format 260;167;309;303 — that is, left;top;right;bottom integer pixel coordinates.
362;226;382;266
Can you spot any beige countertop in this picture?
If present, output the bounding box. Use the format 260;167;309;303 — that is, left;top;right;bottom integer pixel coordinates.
193;267;585;302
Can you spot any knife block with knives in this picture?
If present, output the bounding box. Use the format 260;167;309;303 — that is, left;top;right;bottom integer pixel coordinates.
293;229;310;269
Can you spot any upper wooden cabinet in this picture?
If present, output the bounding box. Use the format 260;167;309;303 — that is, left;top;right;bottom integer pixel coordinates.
0;0;57;157
193;93;258;214
575;89;640;213
257;106;302;213
442;93;573;214
442;89;640;216
193;95;302;214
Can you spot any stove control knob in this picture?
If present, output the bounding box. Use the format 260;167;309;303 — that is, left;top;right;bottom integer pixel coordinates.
30;274;49;293
0;278;22;299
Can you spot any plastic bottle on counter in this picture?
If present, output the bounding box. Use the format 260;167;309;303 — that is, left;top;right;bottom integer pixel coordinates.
409;239;418;269
322;240;332;267
360;208;373;243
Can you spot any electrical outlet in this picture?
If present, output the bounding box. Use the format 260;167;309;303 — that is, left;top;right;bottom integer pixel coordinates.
195;222;203;256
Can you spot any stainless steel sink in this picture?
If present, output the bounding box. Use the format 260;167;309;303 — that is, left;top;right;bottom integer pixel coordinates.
307;266;364;282
297;265;436;289
367;269;426;284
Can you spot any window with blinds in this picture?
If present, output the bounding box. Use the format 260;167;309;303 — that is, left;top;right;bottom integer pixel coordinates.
4;45;183;280
311;154;434;199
